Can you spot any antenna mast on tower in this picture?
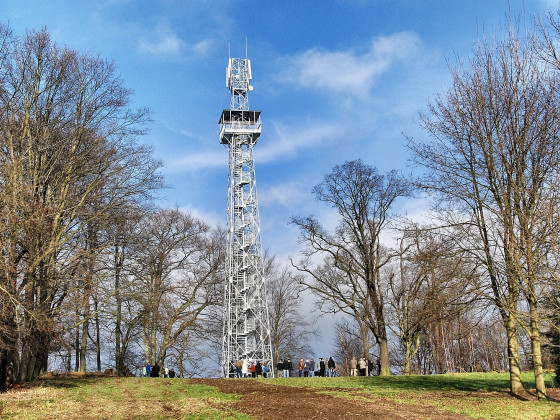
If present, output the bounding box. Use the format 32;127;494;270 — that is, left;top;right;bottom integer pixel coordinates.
219;55;273;377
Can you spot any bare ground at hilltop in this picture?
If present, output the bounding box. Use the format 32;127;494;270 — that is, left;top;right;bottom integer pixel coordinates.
190;378;475;419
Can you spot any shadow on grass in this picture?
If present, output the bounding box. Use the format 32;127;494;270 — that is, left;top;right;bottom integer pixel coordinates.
350;372;556;395
24;373;115;390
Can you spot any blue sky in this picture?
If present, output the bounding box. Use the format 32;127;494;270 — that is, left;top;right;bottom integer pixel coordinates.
3;0;558;356
3;0;555;257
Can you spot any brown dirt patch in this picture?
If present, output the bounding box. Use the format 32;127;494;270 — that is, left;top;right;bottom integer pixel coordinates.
190;378;472;419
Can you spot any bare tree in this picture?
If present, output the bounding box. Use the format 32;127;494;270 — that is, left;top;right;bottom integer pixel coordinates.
388;226;479;374
408;22;560;397
0;25;162;382
331;317;374;376
265;255;315;365
291;160;411;376
130;208;224;369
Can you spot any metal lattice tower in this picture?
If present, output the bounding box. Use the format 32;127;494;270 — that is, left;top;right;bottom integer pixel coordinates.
219;57;273;378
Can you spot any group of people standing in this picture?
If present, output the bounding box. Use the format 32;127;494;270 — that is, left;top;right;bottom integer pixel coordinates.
231;355;379;378
141;362;176;378
276;357;337;377
349;356;379;376
234;359;271;378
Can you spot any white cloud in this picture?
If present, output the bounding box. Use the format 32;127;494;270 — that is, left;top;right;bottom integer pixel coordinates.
259;180;310;210
166;149;226;172
256;119;342;163
280;31;422;99
138;27;183;56
137;24;214;59
192;39;213;57
168;118;342;173
178;204;223;228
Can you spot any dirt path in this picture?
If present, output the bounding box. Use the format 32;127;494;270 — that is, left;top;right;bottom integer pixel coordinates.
190;378;473;419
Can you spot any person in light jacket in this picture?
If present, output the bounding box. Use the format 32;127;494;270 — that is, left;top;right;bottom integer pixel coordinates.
242;359;249;378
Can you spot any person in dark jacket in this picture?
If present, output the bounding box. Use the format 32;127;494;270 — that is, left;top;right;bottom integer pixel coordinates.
276;360;284;377
255;361;263;378
152;363;160;377
319;358;326;377
282;359;291;377
328;357;335;377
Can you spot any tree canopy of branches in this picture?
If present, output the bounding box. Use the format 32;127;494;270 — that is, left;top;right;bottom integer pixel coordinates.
291;160;411;376
388;227;479;375
130;208;224;369
0;25;163;385
264;255;315;363
408;22;560;398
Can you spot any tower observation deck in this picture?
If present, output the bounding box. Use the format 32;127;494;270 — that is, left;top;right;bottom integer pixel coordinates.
220;57;273;378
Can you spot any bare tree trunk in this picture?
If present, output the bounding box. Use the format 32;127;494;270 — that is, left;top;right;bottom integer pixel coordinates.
403;339;413;375
378;338;390;376
94;297;101;372
80;277;91;373
527;296;546;399
403;334;420;375
74;314;80;372
115;272;123;375
66;346;72;372
80;313;88;373
505;316;524;395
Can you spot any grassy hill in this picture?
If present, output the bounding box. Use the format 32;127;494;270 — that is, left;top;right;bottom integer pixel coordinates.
0;372;558;419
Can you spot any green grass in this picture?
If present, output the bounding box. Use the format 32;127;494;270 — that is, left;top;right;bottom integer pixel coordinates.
275;371;555;392
0;372;558;419
274;372;559;419
0;376;246;420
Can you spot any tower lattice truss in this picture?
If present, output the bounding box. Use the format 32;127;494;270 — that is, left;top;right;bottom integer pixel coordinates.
220;57;273;378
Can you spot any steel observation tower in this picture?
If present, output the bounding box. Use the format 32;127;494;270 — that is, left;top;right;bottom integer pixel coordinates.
219;56;273;377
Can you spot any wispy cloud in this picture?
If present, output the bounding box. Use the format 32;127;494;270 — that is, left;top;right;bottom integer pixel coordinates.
137;23;215;59
138;26;183;56
279;31;422;99
167;149;226;172
256;119;342;163
259;180;311;210
178;204;223;228
192;39;213;57
168;118;342;173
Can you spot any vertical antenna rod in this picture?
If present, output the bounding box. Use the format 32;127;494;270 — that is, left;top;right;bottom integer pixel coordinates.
219;56;273;377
